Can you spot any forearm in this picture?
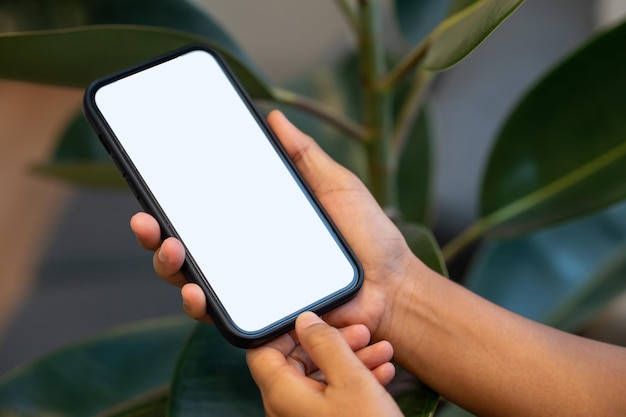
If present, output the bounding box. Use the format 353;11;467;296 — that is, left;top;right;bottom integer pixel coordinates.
382;258;626;417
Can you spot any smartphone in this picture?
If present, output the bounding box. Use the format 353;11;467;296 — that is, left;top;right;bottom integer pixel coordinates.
83;45;363;348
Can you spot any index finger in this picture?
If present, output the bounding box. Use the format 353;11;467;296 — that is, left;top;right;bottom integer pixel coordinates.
296;313;373;387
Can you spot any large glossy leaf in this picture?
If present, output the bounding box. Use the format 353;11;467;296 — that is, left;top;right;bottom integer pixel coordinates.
168;323;264;416
480;19;626;236
400;222;448;277
0;0;241;56
0;316;194;416
51;112;109;162
464;201;626;329
0;26;272;99
394;0;453;47
542;241;626;332
95;388;168;417
447;0;481;15
395;380;440;417
33;112;127;187
436;403;474;417
423;0;524;71
34;162;127;188
397;106;433;225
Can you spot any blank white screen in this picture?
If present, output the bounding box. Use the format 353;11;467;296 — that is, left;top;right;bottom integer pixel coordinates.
94;50;358;332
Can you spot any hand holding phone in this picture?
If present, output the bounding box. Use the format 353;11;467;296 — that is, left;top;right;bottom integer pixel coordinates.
83;46;363;348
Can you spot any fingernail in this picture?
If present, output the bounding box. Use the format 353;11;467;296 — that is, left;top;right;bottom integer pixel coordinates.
298;311;323;328
157;248;168;263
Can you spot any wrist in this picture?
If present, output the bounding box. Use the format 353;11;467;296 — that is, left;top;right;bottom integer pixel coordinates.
372;251;430;344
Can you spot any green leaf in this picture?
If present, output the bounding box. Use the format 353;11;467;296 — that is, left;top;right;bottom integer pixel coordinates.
168;323;264;416
464;202;626;331
0;26;272;99
435;403;475;417
96;387;168;417
394;0;453;47
447;0;481;15
543;241;626;332
480;19;626;236
424;0;525;71
0;0;241;57
397;106;433;225
399;222;448;277
32;112;126;187
395;379;440;417
0;316;194;416
51;112;109;162
33;162;126;188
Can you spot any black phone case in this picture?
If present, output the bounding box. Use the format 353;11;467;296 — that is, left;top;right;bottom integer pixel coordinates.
82;45;363;348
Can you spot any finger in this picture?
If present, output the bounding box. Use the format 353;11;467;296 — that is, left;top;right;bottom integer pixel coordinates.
130;212;162;250
295;312;374;387
305;340;394;384
246;333;297;387
266;110;350;194
356;340;394;372
288;323;371;376
181;283;213;324
371;362;396;386
153;237;187;287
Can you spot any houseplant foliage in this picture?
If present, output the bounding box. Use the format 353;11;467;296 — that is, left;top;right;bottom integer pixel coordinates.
1;0;626;416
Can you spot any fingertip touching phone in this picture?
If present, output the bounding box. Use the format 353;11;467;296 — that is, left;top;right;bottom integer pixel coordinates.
83;45;363;348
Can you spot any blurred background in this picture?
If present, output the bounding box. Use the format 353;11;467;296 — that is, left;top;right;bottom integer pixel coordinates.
1;0;626;375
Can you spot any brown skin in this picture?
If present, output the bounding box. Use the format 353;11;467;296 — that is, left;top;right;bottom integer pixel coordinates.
131;110;626;417
247;312;402;417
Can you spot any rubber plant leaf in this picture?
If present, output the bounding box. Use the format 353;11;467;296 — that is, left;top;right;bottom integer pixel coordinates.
480;18;626;236
32;112;126;187
168;323;264;416
423;0;525;71
400;222;448;276
395;380;440;417
0;0;268;94
397;106;433;226
448;0;481;15
0;0;241;55
0;26;272;99
465;202;626;329
0;316;194;416
393;0;454;47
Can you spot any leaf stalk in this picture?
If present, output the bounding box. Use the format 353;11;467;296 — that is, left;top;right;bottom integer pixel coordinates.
379;36;432;91
392;68;433;159
269;87;368;142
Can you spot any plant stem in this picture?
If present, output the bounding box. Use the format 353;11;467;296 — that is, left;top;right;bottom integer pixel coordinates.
333;0;359;35
270;87;368;142
392;68;433;159
357;0;396;209
379;36;432;91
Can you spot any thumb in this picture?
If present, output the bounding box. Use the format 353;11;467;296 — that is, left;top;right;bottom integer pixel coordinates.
296;312;372;387
266;110;343;193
